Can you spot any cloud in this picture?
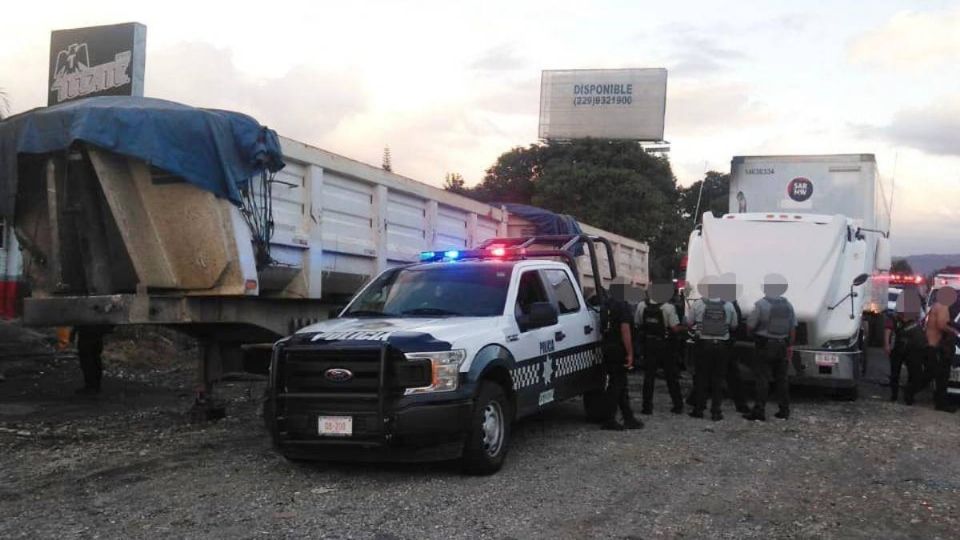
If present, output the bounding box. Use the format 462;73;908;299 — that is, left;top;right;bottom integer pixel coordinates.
668;36;746;77
470;44;526;72
145;42;367;143
666;81;773;134
857;98;960;157
848;8;960;71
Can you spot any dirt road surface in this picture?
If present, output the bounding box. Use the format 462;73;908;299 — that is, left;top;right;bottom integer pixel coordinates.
1;325;958;539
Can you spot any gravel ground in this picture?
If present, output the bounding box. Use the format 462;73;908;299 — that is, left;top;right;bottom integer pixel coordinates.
1;326;958;539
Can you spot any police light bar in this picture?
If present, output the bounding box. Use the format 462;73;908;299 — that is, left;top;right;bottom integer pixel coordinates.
418;246;523;263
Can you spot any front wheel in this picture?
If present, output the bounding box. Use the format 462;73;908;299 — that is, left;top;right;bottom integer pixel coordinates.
462;382;511;475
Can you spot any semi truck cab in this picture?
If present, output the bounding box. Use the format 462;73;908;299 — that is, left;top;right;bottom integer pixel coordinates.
265;236;615;474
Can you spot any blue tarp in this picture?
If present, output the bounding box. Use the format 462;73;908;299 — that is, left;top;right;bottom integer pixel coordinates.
501;203;583;236
500;203;585;255
0;96;285;216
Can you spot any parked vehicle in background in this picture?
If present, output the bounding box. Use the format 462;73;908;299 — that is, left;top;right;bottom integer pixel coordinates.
887;287;901;314
684;154;892;399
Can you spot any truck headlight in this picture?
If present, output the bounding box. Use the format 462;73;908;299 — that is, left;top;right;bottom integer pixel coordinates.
403;350;467;394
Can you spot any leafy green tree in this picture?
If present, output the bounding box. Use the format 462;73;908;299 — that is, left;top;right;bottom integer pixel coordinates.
381;146;392;172
465;144;544;204
443;172;468;195
531;140;685;278
890;259;913;275
449;138;690;278
679;171;730;225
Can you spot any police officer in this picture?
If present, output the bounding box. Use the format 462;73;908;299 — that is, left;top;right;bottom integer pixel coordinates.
913;286;960;412
636;280;684;414
745;273;797;421
885;287;925;404
600;281;644;430
685;276;738;421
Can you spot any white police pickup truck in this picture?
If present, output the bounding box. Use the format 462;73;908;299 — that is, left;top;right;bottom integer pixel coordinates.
265;235;618;474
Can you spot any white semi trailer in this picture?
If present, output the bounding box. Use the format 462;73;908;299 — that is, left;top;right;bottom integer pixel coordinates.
684;154;892;398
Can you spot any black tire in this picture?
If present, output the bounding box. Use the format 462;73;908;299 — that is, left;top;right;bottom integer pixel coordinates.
583;389;609;423
462;381;511;475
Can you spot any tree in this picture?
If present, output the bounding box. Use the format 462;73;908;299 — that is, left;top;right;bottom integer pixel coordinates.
890;259;913;275
679;171;730;225
457;143;544;204
381;146;392;172
529;140;686;278
443;172;468;195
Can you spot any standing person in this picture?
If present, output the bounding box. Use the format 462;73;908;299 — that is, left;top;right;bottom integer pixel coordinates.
745;273;797;421
913;286;960;412
885;287;925;404
600;282;644;430
685;276;738;421
76;326;110;395
726;299;751;414
637;280;685;415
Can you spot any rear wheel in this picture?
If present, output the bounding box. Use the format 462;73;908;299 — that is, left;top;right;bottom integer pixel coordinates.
462;381;511;475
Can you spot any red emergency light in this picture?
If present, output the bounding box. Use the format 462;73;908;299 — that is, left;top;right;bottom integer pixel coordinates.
887;273;925;286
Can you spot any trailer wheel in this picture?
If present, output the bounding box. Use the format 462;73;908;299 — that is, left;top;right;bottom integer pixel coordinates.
462;381;511;475
582;389;609;423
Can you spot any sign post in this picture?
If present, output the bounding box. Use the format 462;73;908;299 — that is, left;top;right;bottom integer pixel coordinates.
48;22;146;106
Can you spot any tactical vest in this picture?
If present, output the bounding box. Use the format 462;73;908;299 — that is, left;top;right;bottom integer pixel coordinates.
642;303;667;339
765;297;793;338
700;300;728;338
895;318;925;353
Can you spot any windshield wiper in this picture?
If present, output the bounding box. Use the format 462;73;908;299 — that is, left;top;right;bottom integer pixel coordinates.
343;309;398;318
401;308;463;316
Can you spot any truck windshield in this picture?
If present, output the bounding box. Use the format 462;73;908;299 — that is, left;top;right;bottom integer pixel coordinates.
344;265;511;317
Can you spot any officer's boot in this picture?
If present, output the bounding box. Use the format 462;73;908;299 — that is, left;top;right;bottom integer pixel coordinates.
774;407;790;420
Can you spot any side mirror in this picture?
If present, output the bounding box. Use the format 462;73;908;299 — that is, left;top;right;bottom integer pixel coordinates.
853;273;870;287
518;302;559;332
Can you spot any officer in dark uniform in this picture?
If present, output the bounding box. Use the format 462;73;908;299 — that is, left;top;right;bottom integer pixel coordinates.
745;273;797;421
601;281;643;430
636;280;685;414
885;288;925;404
726;299;751;414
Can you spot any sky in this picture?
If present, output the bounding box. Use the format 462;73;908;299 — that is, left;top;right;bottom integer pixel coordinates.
2;0;959;256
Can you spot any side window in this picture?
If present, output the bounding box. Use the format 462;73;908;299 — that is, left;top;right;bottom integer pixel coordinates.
544;269;581;314
515;270;549;318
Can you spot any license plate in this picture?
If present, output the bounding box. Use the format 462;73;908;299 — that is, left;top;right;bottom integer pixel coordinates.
318;416;352;436
815;353;840;367
950;368;960;383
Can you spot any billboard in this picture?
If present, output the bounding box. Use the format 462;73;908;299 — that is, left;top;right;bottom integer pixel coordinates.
538;68;667;141
48;22;146;106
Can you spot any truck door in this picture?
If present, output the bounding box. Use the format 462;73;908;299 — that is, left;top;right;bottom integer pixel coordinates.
511;269;560;417
541;268;604;402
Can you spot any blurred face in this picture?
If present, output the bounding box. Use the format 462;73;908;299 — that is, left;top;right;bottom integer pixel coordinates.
763;273;788;298
936;286;957;306
648;282;674;303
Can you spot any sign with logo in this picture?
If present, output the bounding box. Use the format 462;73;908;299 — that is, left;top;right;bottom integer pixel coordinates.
539;68;667;141
787;177;813;202
48;22;146;106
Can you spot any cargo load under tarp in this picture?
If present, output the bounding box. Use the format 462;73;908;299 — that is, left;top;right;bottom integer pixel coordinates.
0;96;284;215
